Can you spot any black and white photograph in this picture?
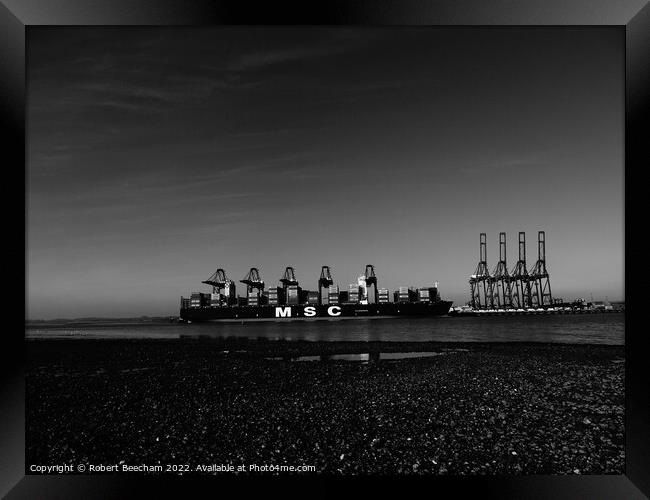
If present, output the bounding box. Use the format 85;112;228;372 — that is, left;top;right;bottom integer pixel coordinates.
22;23;629;480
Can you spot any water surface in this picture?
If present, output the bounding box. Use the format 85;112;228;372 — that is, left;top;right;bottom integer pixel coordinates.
26;314;624;345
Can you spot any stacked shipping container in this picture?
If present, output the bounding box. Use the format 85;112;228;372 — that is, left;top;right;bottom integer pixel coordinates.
348;284;360;303
183;272;442;309
267;287;279;306
287;285;300;305
328;285;340;305
247;289;259;306
307;291;319;305
190;292;211;308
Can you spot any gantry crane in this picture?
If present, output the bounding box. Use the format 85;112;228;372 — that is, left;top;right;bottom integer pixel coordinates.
529;231;552;307
511;232;533;309
491;232;513;309
469;233;493;309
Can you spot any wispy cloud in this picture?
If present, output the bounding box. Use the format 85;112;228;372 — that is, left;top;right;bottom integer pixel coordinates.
228;45;334;73
460;159;545;175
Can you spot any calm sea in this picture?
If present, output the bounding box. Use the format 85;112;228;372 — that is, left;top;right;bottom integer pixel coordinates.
26;313;624;345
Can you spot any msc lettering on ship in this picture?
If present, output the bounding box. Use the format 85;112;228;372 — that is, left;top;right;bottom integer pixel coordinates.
274;306;342;317
275;306;292;317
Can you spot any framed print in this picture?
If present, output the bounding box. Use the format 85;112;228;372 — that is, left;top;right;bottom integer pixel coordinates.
2;0;648;497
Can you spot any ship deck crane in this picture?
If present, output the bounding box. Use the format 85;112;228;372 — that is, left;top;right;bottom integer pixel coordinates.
318;266;334;305
202;268;228;290
240;267;265;295
202;268;236;305
280;266;299;289
364;264;378;304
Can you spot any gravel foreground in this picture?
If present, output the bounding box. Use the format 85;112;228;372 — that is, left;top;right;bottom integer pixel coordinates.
26;339;624;475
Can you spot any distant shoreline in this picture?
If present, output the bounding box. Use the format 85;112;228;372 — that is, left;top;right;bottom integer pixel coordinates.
25;317;176;328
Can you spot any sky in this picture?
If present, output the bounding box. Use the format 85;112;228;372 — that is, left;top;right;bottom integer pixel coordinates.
27;27;624;319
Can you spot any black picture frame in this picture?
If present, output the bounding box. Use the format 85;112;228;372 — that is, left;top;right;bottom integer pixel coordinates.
3;0;648;497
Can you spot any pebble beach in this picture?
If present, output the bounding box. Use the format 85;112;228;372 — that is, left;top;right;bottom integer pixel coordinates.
26;339;624;475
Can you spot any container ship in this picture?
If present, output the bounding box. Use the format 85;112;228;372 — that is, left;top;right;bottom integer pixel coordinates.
180;265;453;322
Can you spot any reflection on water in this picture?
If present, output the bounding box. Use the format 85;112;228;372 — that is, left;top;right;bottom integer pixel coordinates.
286;351;463;362
295;354;369;362
26;314;624;345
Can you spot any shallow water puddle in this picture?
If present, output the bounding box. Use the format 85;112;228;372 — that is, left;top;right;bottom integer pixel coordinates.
381;352;447;360
264;351;462;362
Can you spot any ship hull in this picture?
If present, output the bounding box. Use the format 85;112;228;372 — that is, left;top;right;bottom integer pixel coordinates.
180;301;453;322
